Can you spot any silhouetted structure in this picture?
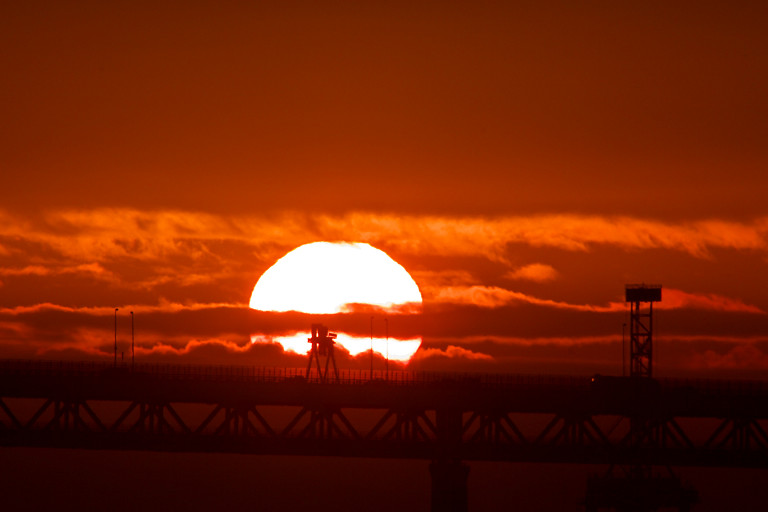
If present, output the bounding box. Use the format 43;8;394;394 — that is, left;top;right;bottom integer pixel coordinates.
585;284;698;512
626;284;661;378
306;324;339;382
0;362;766;512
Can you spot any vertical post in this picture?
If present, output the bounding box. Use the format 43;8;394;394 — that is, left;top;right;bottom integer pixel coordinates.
649;301;654;376
131;311;135;372
385;317;389;381
370;316;374;380
622;322;626;377
114;308;119;367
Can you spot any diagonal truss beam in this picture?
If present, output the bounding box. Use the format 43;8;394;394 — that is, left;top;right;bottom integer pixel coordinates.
0;393;766;467
535;415;610;447
705;418;768;451
0;398;22;429
463;412;528;445
367;409;437;442
622;417;695;449
112;402;191;435
282;407;361;440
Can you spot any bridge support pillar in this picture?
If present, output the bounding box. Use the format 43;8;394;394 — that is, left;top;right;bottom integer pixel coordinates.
430;459;469;512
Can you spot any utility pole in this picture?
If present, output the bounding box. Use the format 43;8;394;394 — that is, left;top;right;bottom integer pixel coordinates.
385;317;389;381
114;308;119;367
370;316;374;380
622;322;626;377
131;311;135;372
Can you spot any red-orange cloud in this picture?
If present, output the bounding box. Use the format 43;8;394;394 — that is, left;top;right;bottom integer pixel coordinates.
423;285;763;314
411;345;492;361
2;209;767;267
0;301;245;316
690;344;768;370
658;289;764;314
505;263;559;282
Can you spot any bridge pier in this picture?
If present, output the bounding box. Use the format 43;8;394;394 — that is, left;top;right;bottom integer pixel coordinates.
429;458;469;512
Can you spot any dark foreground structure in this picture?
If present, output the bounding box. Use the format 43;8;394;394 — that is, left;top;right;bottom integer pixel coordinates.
0;360;766;511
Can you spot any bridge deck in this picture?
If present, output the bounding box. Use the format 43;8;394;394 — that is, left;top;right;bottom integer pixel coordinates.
0;360;766;469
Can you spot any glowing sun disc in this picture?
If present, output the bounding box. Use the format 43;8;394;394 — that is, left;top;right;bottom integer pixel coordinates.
249;242;422;314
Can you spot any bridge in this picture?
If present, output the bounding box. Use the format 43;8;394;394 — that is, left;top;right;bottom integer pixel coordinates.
1;360;767;510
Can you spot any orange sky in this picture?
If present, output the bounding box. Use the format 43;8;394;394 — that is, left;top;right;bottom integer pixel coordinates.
2;1;768;378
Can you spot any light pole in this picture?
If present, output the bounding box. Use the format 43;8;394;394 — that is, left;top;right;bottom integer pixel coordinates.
370;316;374;380
114;308;119;367
622;322;627;377
385;317;389;381
131;311;135;372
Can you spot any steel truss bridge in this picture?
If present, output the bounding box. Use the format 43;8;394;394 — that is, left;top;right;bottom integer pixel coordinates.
1;361;767;510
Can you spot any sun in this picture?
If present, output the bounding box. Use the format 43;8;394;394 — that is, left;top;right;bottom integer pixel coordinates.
249;242;422;314
249;241;422;361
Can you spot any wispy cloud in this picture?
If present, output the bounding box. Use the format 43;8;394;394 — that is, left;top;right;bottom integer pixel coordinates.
435;334;620;346
658;289;764;313
0;263;115;280
0;266;50;276
505;263;558;282
2;207;767;370
2;209;766;268
325;213;768;259
424;285;763;314
690;344;768;370
0;301;246;317
134;338;252;357
412;345;493;360
425;285;624;311
411;270;477;288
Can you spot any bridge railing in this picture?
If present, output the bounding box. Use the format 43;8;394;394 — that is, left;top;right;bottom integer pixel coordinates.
0;359;588;388
1;359;767;396
660;377;768;396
